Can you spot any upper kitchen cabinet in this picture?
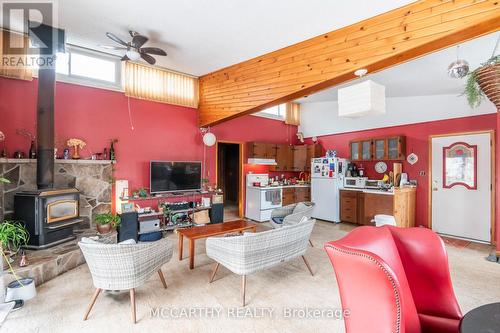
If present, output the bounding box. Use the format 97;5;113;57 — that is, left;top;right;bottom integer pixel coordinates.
249;142;322;172
361;139;373;160
305;144;323;172
350;136;406;161
247;142;277;159
272;144;294;171
350;139;372;161
387;136;406;160
373;138;387;160
350;141;361;161
292;145;308;171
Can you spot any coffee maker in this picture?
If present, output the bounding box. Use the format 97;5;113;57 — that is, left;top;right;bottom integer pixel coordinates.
346;162;359;177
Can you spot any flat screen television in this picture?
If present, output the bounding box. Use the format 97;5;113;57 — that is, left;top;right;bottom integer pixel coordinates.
150;161;202;194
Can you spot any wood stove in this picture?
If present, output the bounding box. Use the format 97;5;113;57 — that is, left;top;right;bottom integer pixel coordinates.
14;189;83;249
12;24;77;249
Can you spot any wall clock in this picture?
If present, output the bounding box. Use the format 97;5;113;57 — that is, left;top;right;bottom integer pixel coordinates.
375;161;388;174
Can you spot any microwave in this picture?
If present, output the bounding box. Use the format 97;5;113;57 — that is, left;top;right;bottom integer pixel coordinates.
344;177;366;189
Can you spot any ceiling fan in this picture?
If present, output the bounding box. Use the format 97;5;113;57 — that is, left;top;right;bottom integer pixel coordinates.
100;31;167;65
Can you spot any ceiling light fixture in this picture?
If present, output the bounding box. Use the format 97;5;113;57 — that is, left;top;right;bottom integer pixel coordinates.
447;45;469;79
125;48;141;61
338;68;386;118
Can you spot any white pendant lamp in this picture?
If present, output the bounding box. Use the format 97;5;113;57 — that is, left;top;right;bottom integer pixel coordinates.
203;132;216;146
338;69;386;118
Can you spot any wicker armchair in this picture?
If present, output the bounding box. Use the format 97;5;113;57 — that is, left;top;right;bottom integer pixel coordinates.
270;202;315;246
270;202;315;228
206;219;315;306
78;237;173;323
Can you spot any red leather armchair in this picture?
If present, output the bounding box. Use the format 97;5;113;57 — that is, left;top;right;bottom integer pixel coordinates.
324;225;462;333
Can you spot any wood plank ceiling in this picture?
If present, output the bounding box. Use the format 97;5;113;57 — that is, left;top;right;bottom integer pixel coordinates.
198;0;500;126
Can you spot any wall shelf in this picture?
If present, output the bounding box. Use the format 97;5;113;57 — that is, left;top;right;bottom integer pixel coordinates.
0;158;115;165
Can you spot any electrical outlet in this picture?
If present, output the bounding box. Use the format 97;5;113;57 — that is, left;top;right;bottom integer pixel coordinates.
419;171;426;176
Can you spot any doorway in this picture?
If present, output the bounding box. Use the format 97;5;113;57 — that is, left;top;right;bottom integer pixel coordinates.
216;142;243;219
430;131;494;243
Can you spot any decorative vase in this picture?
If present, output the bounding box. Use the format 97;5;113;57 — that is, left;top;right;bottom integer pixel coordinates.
96;223;112;234
476;63;500;109
71;145;80;159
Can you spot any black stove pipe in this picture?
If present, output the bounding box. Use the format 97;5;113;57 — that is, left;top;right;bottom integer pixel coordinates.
36;67;55;189
33;24;65;189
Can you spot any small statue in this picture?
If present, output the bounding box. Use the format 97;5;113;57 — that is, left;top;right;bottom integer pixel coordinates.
19;249;29;267
66;138;87;159
63;148;70;160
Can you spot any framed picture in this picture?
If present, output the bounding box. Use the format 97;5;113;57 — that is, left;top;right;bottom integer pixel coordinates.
121;202;135;213
442;142;477;190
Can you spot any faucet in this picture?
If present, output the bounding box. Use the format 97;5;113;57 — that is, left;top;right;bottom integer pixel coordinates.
299;172;306;181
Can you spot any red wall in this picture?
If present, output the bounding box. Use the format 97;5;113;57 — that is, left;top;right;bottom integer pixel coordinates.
0;77;204;191
0;77;297;194
306;114;497;229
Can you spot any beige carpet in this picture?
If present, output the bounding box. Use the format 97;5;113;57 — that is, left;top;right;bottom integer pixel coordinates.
4;221;500;333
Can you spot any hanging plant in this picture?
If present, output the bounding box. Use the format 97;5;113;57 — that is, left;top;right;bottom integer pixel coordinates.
464;55;500;108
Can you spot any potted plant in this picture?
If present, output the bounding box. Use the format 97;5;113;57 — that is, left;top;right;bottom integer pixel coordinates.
0;220;29;265
94;213;121;234
464;54;500;108
133;188;148;198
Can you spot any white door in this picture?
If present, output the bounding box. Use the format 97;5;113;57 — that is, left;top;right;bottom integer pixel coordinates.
311;178;339;222
431;132;491;242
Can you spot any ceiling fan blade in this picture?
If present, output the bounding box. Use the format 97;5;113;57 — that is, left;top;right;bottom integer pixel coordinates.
106;32;128;46
140;47;167;56
99;44;127;50
132;34;148;48
140;53;156;65
121;55;130;61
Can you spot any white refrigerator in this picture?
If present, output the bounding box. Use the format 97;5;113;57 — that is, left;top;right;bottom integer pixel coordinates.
311;157;347;222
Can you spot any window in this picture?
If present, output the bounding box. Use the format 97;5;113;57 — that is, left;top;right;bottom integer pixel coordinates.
123;61;198;108
256;103;287;119
33;45;122;90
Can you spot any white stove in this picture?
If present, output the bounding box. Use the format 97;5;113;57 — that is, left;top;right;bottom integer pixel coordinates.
245;174;282;222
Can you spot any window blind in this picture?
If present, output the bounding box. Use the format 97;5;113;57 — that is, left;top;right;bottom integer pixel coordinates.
0;29;33;81
124;61;198;108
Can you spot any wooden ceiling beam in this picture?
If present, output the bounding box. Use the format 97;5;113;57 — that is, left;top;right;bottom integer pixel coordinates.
199;0;500;126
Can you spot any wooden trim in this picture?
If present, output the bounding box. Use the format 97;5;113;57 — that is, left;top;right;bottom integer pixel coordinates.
215;140;244;218
428;130;495;244
199;1;500;126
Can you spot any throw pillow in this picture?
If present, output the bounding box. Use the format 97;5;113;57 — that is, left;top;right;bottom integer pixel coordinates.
272;217;285;224
118;238;137;245
292;202;311;215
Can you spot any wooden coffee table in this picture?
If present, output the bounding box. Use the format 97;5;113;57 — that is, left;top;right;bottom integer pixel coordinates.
177;220;257;269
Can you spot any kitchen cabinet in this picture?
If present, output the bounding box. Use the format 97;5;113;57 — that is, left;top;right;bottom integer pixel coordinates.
350;141;360;161
305;144;323;172
247;142;277;159
387;136;406;160
273;144;294;171
339;188;416;227
374;138;387;160
340;190;358;223
292;145;308;171
271;144;321;172
282;186;311;206
282;187;295;206
349;136;406;161
294;186;311;202
361;139;373;160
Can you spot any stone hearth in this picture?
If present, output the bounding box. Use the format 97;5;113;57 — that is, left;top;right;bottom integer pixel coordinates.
0;158;114;228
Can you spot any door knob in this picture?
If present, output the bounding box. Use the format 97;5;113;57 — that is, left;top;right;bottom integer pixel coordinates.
432;180;438;191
